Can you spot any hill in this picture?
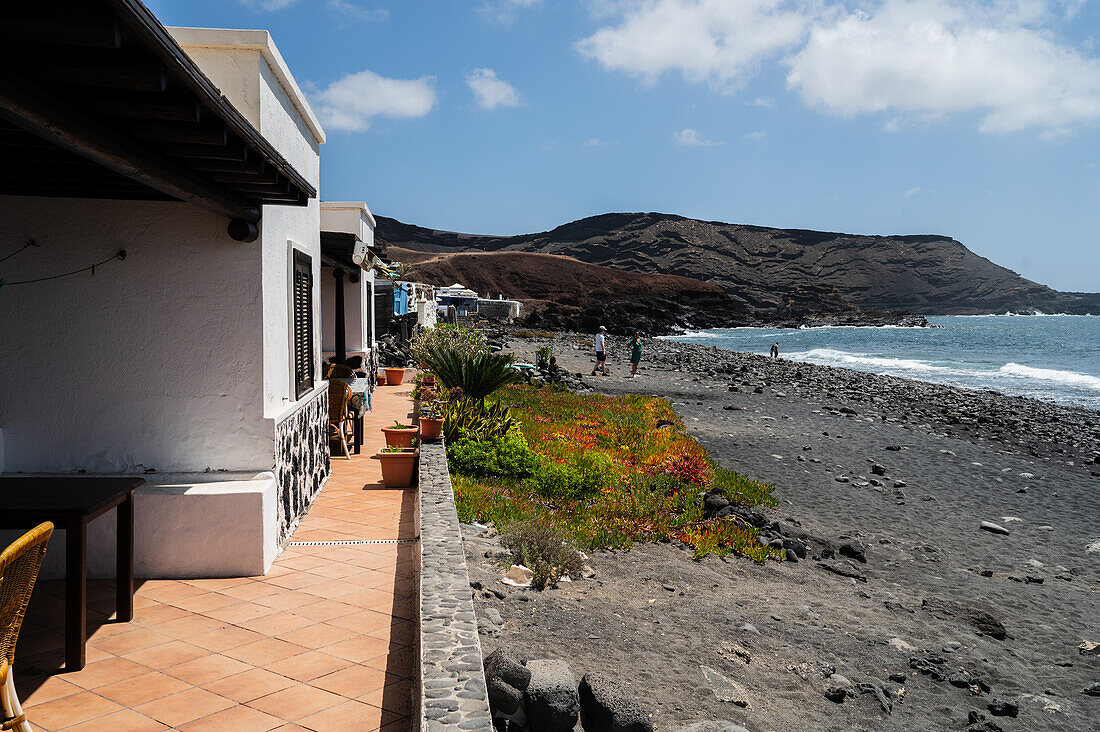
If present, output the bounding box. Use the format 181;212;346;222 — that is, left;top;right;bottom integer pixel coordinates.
377;213;1099;315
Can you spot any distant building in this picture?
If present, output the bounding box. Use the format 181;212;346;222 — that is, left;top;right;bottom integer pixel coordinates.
478;296;523;322
437;283;480;316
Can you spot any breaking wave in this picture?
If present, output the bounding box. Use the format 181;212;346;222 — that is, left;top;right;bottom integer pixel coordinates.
999;363;1100;390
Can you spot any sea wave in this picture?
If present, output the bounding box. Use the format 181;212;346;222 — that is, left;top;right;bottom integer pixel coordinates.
794;348;953;373
999;363;1100;390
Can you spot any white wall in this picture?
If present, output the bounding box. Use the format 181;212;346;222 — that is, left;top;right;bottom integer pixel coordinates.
0;197;270;474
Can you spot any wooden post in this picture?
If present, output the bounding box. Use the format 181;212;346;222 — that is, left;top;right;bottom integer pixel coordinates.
65;522;88;671
116;496;134;622
334;268;347;364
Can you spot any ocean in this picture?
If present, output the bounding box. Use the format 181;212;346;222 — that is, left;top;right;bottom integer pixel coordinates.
665;315;1100;410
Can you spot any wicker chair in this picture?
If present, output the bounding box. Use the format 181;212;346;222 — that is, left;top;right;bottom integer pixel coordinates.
328;380;354;459
1;522;54;732
325;363;355;379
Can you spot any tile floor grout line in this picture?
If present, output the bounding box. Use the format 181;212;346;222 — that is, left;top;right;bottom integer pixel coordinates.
286;537;420;547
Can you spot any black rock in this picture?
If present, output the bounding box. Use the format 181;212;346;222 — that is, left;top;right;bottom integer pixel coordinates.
889;673;907;683
839;542;867;563
871;463;887;475
525;660;580;732
949;672;973;688
987;698;1019;717
578;672;654;732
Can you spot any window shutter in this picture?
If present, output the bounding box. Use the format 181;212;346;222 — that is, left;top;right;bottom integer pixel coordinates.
292;250;314;399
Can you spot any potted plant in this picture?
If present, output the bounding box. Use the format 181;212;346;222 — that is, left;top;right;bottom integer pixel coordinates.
419;401;444;441
376;372;386;386
384;367;407;385
375;444;418;488
382;421;417;448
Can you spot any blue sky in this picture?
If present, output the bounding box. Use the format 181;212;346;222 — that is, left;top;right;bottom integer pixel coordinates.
147;1;1099;292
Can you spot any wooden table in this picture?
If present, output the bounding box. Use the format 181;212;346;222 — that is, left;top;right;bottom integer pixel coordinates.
0;477;143;671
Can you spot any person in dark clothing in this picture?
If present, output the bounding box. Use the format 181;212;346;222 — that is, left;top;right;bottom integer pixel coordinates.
770;342;779;359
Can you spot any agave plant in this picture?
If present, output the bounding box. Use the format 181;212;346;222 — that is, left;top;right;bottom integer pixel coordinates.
442;397;516;443
421;347;519;401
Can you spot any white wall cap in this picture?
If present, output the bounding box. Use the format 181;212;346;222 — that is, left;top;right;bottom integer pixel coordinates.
320;201;377;229
168;27;326;144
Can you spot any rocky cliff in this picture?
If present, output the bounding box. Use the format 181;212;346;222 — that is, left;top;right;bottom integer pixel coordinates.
377;213;1099;315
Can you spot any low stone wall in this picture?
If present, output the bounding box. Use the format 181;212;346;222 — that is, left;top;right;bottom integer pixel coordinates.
273;386;330;546
417;441;494;731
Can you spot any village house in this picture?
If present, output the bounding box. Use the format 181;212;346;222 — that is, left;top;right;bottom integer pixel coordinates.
320;201;380;375
0;6;330;579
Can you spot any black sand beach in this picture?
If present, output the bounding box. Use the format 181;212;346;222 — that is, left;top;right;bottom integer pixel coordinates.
465;333;1100;732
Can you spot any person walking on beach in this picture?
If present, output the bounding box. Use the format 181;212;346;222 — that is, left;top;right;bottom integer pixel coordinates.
591;326;608;376
629;331;642;378
770;342;780;359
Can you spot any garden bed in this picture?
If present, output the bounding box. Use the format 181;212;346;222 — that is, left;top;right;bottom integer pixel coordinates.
450;385;781;563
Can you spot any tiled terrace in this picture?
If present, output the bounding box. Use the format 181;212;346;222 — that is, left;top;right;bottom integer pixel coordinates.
13;380;420;731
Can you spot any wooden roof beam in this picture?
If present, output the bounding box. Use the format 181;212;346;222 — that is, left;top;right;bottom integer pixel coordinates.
0;72;261;230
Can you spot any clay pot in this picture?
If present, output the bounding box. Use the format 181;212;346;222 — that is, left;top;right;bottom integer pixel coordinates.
384;367;407;385
375;449;418;488
376;374;386;386
382;426;417;448
419;417;443;440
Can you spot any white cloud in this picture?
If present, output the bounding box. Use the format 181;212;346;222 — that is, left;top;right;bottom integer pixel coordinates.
582;138;607;146
579;0;1100;136
787;0;1100;135
905;185;922;196
312;70;436;132
480;0;542;24
327;0;388;21
674;128;724;146
465;68;523;109
745;130;768;139
748;96;775;107
576;0;812;91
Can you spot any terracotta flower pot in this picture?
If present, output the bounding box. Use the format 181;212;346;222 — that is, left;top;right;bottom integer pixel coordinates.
419;417;443;440
385;367;407;385
382;426;417;448
376;374;386;386
375;449;418;488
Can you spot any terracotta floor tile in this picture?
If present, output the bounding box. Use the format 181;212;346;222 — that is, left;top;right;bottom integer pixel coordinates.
360;679;413;713
223;637;308;666
87;626;168;656
152;614;227;640
23;690;123;729
320;635;392;664
130;603;192;628
290;599;359;623
296;698;393;732
203;668;297;703
278;622;359;650
239;611;317;636
60;708;171;732
200;601;276;625
252;591;321;612
15;674;82;707
162;654;253;685
122;640;208;669
94;671;191;707
133;686;235;728
177;704;284;732
64;657;147;690
325;609;394;634
309;664;390;697
187;624;266;652
218;581;284;602
266;652;352;683
167;591;240;614
247;684;345;721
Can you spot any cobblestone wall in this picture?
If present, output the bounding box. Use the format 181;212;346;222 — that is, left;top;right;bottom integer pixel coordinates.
417;441;494;731
274;388;330;545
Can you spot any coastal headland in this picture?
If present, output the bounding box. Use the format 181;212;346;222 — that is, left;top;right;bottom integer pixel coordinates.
465;330;1100;731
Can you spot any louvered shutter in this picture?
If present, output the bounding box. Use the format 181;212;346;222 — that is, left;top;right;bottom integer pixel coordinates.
292;250;314;399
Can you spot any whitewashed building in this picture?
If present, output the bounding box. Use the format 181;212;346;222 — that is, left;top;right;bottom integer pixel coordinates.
320;201;379;374
0;6;329;578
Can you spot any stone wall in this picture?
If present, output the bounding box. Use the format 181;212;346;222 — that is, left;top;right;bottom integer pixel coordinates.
418;441;494;731
477;298;522;322
274;387;330;545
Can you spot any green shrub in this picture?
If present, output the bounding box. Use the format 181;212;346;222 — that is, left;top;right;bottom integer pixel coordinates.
443;397;516;443
530;453;610;500
535;345;552;370
501;519;585;589
423;348;519;401
447;430;540;479
410;324;487;365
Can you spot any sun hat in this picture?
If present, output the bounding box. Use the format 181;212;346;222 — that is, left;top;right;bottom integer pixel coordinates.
598;325;607;331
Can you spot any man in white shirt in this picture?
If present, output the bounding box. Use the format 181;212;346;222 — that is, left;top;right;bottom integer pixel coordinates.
591;325;608;376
